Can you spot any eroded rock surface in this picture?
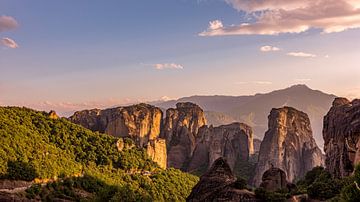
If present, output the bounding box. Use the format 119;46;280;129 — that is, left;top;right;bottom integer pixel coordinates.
188;123;253;172
253;107;324;186
323;98;360;178
69;103;167;168
187;157;256;202
260;166;287;192
161;102;207;169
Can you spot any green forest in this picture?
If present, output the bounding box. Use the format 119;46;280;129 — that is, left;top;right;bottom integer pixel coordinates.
0;107;198;201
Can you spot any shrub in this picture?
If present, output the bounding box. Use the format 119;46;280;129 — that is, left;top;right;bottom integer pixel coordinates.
7;160;38;181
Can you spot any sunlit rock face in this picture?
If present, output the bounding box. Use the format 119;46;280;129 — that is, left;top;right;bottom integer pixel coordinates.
253;107;324;186
187;158;256;202
188;122;253;172
323;98;360;178
161;102;207;169
69;103;167;169
146;138;167;169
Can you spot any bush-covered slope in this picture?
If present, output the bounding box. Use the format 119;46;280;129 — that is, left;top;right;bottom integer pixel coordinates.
0;107;198;201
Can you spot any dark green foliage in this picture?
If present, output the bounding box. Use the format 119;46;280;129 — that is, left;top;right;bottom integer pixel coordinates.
0;107;199;201
254;187;288;202
25;184;42;199
339;164;360;201
232;178;247;190
7;160;38;181
295;165;360;201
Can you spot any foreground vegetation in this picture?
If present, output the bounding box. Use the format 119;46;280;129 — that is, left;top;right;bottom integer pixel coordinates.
0;107;198;201
253;165;360;201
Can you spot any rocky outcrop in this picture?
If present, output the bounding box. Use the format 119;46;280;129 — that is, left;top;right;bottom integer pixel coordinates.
188;123;253;172
146;139;167;169
323;98;360;178
260;166;288;192
161;102;207;169
48;110;59;119
187;158;256;202
253;107;324;186
69;103;167;169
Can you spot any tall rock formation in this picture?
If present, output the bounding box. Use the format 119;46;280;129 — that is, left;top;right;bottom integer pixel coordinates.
253;107;324;186
161;102;207;169
188;123;253;172
69;103;167;169
187;157;256;202
323;98;360;178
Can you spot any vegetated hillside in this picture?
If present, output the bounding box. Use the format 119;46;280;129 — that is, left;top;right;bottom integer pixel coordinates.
156;85;336;148
0;107;198;201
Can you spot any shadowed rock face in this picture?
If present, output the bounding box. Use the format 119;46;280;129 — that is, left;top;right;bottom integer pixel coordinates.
161;102;207;169
253;107;324;186
187;157;256;202
260;167;287;192
323;98;360;178
69;103;167;169
188;123;253;172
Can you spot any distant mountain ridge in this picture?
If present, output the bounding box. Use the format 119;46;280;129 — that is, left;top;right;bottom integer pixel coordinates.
154;85;336;149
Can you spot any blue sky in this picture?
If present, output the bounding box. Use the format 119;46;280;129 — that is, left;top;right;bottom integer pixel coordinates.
1;0;360;114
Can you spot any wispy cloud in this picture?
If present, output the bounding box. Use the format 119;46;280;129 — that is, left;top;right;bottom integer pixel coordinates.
149;63;184;70
200;0;360;36
287;52;317;58
0;16;18;32
260;45;280;52
208;20;224;30
1;37;18;48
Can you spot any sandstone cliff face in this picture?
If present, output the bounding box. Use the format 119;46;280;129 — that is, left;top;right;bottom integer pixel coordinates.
69;103;167;169
161;102;207;169
188;123;253;172
323;98;360;178
187;158;256;202
146;139;167;169
253;107;324;186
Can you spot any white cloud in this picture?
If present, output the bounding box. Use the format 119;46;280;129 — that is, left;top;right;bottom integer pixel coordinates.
209;20;224;30
200;0;360;36
0;16;18;32
153;63;184;70
287;52;316;58
1;37;18;48
260;45;280;52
